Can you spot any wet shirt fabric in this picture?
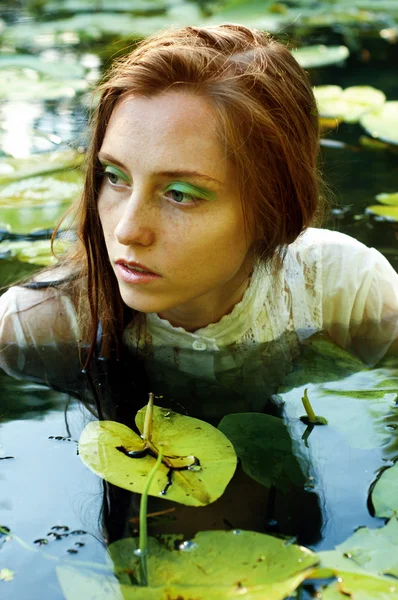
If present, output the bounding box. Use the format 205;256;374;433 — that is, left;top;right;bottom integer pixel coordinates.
1;228;397;417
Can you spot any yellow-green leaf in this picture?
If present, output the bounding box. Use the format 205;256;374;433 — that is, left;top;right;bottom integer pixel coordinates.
79;405;237;507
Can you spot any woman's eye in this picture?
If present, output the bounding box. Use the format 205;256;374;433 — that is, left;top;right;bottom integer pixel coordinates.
101;165;130;187
166;189;199;204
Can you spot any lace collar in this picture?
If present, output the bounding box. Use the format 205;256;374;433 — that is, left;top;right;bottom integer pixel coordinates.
145;262;270;345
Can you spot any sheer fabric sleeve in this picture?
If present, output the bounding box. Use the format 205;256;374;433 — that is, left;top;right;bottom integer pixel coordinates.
320;230;398;365
0;285;81;387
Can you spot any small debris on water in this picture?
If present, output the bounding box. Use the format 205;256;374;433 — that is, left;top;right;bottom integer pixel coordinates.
34;538;48;546
66;548;78;554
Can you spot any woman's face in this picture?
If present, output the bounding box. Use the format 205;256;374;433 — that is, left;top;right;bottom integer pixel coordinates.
97;91;253;328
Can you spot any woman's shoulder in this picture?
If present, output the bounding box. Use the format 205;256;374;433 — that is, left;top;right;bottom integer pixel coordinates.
0;279;79;347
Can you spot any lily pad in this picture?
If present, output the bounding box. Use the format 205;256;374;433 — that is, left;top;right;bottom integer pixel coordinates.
0;54;85;79
366;205;398;221
292;45;349;69
319;518;398;579
0;238;68;266
0;171;80;234
321;572;398;599
218;412;306;491
376;193;398;206
108;529;319;598
371;461;398;518
0;150;84;185
78;403;237;507
313;85;386;123
208;0;296;32
0;68;88;101
360;102;398;145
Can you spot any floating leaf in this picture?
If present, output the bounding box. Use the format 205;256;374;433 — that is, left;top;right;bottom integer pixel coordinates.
375;192;398;206
218;412;306;491
79;403;237;506
208;0;295;32
0;239;68;266
292;45;349;69
321;572;398;599
0;171;80;235
360;102;398;145
371;461;398;518
0;68;88;101
313;85;386;123
366;205;398;221
0;150;84;185
319;518;398;579
108;530;318;598
0;54;85;79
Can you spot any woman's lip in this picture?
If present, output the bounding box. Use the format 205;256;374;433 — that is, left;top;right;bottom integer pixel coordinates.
115;259;160;276
115;261;162;284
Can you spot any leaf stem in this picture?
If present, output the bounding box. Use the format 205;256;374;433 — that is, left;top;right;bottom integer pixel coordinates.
302;389;317;424
142;393;154;442
138;445;164;586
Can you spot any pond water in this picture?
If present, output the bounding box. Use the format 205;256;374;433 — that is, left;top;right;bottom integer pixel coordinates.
1;3;398;599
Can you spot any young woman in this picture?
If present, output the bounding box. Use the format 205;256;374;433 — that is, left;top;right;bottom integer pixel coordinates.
0;24;397;423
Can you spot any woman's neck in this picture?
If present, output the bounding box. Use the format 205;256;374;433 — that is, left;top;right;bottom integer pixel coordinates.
157;272;252;333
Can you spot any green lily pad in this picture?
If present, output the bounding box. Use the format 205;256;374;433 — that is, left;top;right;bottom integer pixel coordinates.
376;193;398;206
218;412;306;492
292;45;349;69
0;54;85;79
0;171;80;234
45;0;168;14
0;150;84;185
319;518;398;579
321;572;398;599
108;530;318;597
360;102;398;145
313;85;386;123
0;239;68;266
208;0;295;32
78;403;237;507
371;461;398;518
366;205;398;221
0;68;88;101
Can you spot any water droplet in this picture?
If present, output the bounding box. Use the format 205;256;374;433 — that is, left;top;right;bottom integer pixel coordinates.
232;529;243;535
298;558;303;563
178;540;198;552
390;586;396;593
344;552;353;559
133;548;147;557
34;538;48;546
187;465;201;472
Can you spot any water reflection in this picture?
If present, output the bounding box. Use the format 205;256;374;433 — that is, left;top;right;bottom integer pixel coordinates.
1;332;397;597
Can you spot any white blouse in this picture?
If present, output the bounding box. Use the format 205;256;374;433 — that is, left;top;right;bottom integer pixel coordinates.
1;228;397;416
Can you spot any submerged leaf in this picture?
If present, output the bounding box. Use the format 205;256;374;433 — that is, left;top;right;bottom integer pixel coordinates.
292;45;349;69
79;405;237;506
109;529;318;598
360;101;398;145
218;412;306;491
371;461;398;518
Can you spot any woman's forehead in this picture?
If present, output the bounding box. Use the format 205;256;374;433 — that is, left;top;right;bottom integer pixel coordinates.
100;91;230;180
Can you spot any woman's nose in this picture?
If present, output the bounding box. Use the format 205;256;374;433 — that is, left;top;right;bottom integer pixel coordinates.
114;193;155;247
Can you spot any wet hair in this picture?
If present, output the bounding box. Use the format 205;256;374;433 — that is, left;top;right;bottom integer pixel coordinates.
57;23;324;365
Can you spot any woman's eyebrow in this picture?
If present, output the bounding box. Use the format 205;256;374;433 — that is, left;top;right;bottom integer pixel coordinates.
98;152;222;185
